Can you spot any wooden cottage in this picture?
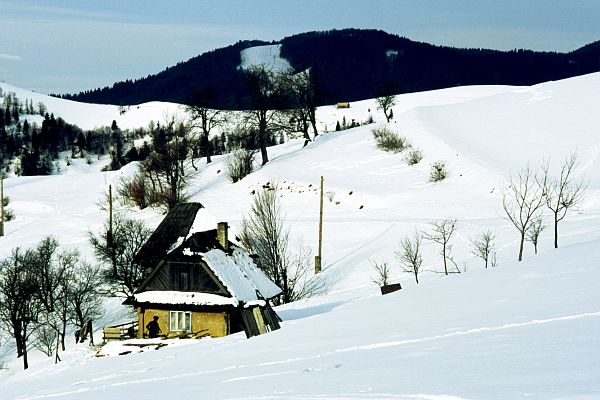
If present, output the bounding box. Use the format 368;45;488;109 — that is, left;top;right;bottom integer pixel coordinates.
126;203;282;339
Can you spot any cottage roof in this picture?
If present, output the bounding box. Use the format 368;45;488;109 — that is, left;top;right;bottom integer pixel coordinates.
132;203;282;307
134;202;218;267
198;246;282;303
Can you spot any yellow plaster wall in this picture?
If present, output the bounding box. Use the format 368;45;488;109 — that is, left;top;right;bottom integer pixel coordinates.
191;311;229;337
136;307;229;338
137;308;170;338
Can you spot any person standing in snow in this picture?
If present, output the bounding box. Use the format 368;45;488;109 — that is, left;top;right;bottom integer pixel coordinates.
146;316;161;338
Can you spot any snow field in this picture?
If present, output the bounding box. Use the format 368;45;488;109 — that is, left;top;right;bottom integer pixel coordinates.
1;73;600;398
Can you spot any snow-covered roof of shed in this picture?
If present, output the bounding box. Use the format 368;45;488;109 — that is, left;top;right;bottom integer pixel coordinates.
133;291;237;307
201;247;282;303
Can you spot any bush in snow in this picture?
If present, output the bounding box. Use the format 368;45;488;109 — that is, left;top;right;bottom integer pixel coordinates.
2;195;15;221
406;148;423;165
226;148;256;183
372;126;410;153
118;173;155;210
429;161;448;182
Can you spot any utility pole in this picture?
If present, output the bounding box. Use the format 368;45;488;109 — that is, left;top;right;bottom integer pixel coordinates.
108;184;116;276
0;177;4;237
109;184;113;236
315;176;324;273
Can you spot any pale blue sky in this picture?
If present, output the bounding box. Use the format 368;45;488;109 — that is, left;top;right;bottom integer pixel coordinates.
1;0;598;94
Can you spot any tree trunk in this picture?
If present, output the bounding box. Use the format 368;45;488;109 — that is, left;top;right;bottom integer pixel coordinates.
554;214;559;249
22;346;29;370
518;232;525;261
61;318;67;351
303;130;311;148
302;120;311;147
21;325;29;370
442;243;448;275
204;133;212;164
310;110;318;138
258;114;269;165
259;146;268;165
14;324;23;357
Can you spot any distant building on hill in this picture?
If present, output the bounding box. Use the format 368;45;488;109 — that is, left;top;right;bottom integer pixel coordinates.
125;202;282;339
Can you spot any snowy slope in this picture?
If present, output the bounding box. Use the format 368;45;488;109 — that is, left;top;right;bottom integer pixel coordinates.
0;82;181;130
1;73;600;399
239;44;292;72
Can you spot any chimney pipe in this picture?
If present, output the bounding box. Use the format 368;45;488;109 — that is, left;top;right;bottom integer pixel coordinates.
217;222;229;252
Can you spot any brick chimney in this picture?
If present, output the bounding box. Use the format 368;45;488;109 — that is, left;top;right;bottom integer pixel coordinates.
217;222;229;252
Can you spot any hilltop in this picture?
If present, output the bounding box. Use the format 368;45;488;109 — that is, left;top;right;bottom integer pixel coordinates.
61;29;600;108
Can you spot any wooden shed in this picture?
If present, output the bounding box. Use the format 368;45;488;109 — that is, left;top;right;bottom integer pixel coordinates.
126;203;282;339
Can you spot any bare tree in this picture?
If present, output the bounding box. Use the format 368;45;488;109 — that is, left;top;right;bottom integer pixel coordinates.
423;219;459;275
0;237;86;367
371;260;392;287
395;231;424;284
240;185;288;295
242;65;286;165
279;68;319;146
0;248;41;370
141;115;194;210
239;185;321;303
67;262;105;336
376;94;397;123
542;153;586;248
51;250;79;352
88;215;151;298
33;324;57;357
33;246;78;356
502;165;546;261
30;237;62;313
525;216;545;254
283;243;324;302
185;88;228;165
471;230;496;269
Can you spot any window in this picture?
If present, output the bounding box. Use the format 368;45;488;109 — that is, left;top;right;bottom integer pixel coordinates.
169;311;192;332
170;263;195;291
180;271;189;291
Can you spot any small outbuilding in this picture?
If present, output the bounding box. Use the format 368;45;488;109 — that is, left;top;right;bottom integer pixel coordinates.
126;203;282;339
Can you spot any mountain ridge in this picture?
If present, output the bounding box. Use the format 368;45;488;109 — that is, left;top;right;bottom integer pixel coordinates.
61;28;600;108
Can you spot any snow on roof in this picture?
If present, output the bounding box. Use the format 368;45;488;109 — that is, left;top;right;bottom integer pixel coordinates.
202;247;282;303
185;207;220;239
133;290;237;307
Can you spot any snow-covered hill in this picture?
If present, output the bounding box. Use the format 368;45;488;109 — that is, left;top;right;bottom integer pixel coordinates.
0;73;599;399
0;82;181;130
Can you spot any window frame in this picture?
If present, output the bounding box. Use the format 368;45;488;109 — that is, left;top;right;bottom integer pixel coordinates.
169;310;192;332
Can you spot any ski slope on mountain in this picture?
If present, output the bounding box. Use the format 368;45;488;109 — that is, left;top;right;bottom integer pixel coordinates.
239;44;292;72
1;73;600;399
